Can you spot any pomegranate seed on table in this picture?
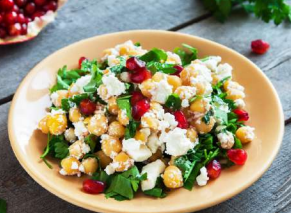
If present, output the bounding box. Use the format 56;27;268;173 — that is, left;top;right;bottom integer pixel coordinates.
126;57;145;71
79;99;96;115
83;179;106;194
130;91;145;105
172;65;183;76
227;149;248;165
15;0;27;7
173;111;188;129
132;99;150;120
251;39;270;54
130;67;152;83
25;2;36;15
206;160;221;179
4;11;17;25
0;0;15;12
233;109;249;122
78;56;88;69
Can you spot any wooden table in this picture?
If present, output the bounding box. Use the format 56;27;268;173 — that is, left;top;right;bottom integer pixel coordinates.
0;1;290;212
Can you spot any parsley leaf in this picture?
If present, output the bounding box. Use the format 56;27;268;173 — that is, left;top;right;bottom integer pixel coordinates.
61;93;89;111
83;60;103;93
146;62;176;74
84;134;98;152
143;177;167;198
125;120;140;139
139;48;168;62
110;57;126;74
0;198;7;213
116;95;132;120
174;44;198;66
165;94;182;110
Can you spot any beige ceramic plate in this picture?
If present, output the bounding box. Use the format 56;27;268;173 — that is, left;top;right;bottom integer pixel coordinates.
8;30;284;213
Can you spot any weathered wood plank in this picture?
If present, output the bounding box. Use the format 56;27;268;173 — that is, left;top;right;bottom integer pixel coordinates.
179;12;291;119
0;0;207;101
0;98;290;212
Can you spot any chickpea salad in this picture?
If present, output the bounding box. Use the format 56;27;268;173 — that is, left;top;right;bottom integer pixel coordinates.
38;40;255;200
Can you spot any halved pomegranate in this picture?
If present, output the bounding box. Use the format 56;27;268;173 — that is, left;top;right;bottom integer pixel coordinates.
0;0;66;45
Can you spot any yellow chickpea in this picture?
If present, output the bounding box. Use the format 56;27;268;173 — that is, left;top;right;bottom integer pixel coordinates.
148;149;163;163
180;68;198;85
64;127;76;143
211;73;219;85
95;150;112;169
69;107;82;123
167;75;182;92
107;96;119;115
236;126;254;144
140;79;156;98
163;166;183;189
187;128;198;142
191;81;206;95
224;80;242;91
101;135;122;158
51;90;68;107
152;72;165;82
150;101;163;112
97;84;109;101
226;89;245;100
134;128;150;143
83;117;91;126
141;116;159;130
38;115;50;134
69;140;85;159
108;121;125;138
190;98;209;113
87;113;108;136
114;152;134;172
117;109;130;126
47;114;67;135
60;157;81;176
81;157;98;175
193;117;216;134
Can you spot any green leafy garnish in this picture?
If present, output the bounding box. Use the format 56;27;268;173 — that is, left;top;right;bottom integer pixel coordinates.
84;134;98;152
165;94;182;110
125;120;140;139
0;198;7;213
202;108;214;124
146;62;176;74
83;60;103;93
61;93;89;111
116;95;132;120
139;48;168;62
174;44;198;66
110;57;126;74
143;177;167;198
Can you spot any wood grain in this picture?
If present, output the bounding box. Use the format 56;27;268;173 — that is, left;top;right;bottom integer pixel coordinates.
0;0;207;101
179;11;291;119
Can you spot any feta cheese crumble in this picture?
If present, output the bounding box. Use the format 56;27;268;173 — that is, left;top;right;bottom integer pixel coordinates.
217;131;234;149
98;74;126;99
70;75;91;94
196;167;209;186
150;79;173;104
73;121;88;140
122;138;152;162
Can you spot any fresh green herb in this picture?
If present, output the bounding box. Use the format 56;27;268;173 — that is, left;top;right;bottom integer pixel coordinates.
139;48;168;62
61;93;89;111
125;120;140;139
134;42;141;47
110;57;126;74
143;177;167;198
202;0;291;25
146;62;176;74
174;44;198;66
83;60;103;93
84;134;98;152
0;198;7;213
202;109;214;124
189;95;203;103
116;95;132;120
165;94;182;110
233;136;243;149
92;170;112;184
124;83;135;95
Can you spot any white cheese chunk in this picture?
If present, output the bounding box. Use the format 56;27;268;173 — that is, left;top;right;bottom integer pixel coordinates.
70;75;91;94
234;99;246;109
73;121;88;140
216;63;232;81
196;167;209;186
217;131;234;149
147;132;163;154
101;74;126;98
122;138;152;162
202;56;221;71
150;79;172;104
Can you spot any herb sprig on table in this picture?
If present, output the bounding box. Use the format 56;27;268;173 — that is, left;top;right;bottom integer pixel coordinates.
202;0;291;25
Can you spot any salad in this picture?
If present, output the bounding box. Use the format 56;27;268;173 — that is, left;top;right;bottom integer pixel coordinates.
38;40;255;200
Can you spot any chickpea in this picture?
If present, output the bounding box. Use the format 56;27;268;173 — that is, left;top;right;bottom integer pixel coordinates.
64;128;76;143
191;81;206;95
193;117;216;134
187;127;198;142
152;72;165;82
163;166;183;189
97;84;109;101
117;109;130;126
101;135;122;158
190;98;209;113
87;113;108;136
140;79;155;98
51;90;68;107
174;86;195;100
69;140;86;159
148;149;162;163
236;126;255;144
134;128;151;143
141;116;159;130
108;121;125;138
60;157;81;176
83;116;91;126
211;73;219;85
167;75;182;92
38;115;50;134
114;152;134;172
180;67;198;85
95;150;112;168
81;157;98;175
69;107;82;123
107;97;119;115
47;114;67;135
150;101;163;112
226;89;245;100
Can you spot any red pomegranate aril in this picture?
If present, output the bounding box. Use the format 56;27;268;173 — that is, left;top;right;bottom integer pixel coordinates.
83;179;106;194
78;56;88;69
233;109;249;122
43;1;57;11
130;91;145;105
0;14;3;24
206;160;221;179
173;111;188;129
9;22;21;36
15;0;27;7
126;57;146;71
172;65;183;76
4;11;17;25
20;23;27;35
17;13;26;24
1;0;15;12
251;39;270;54
13;5;20;13
130;67;152;83
227;149;248;165
25;2;36;15
31;10;45;20
34;0;46;6
0;28;7;38
79;99;96;115
132;99;150;120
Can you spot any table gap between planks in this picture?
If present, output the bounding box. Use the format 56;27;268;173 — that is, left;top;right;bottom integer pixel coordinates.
0;0;290;213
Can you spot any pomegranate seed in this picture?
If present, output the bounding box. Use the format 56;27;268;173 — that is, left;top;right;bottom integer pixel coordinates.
17;13;26;23
34;0;46;6
13;4;19;13
20;23;27;35
1;0;15;11
206;160;221;179
132;99;150;120
4;11;17;25
31;10;44;20
25;2;36;15
0;14;3;23
78;56;87;69
130;91;145;105
233;109;249;122
172;65;183;76
83;179;106;194
79;99;96;115
126;57;145;71
130;67;152;83
15;0;27;7
251;39;270;54
8;22;21;36
173;111;188;129
43;1;57;11
0;28;7;38
227;149;248;165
